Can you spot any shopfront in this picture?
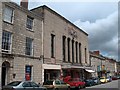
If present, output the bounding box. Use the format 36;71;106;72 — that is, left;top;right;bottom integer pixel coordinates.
44;69;60;81
61;65;85;79
84;69;95;79
42;64;61;82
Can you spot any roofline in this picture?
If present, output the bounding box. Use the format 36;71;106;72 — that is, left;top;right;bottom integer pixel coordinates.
31;5;88;36
3;2;43;20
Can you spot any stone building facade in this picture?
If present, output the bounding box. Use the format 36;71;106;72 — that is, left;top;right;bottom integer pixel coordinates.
90;51;117;78
31;5;90;82
0;2;43;87
116;61;120;75
0;1;90;87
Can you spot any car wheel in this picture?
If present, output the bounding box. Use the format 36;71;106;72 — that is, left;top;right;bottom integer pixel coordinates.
67;87;70;90
55;88;59;90
78;85;81;89
89;83;92;86
83;85;86;88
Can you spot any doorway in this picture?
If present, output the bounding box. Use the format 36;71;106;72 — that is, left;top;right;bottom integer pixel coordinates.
2;61;10;86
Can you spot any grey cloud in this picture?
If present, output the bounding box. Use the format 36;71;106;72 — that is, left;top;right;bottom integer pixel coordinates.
74;11;118;60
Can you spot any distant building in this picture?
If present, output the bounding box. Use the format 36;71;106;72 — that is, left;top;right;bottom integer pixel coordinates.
89;51;105;77
0;1;90;88
90;51;117;77
116;61;120;75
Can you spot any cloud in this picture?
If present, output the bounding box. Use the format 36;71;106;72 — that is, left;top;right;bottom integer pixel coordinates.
74;11;118;60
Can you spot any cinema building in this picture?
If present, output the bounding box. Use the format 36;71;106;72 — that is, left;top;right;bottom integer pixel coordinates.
0;1;91;87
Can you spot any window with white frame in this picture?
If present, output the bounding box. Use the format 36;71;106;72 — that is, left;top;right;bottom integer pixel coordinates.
2;31;12;53
26;16;33;30
3;6;14;23
25;37;33;56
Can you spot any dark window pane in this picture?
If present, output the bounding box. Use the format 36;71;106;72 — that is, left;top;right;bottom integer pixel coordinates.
22;82;31;87
8;81;21;86
26;16;33;29
25;37;33;55
30;82;39;87
62;36;66;61
51;34;55;58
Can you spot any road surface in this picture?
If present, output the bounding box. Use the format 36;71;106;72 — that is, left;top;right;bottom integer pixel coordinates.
81;79;120;90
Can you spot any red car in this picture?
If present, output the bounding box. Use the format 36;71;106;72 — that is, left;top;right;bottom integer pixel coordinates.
112;76;118;80
63;76;86;89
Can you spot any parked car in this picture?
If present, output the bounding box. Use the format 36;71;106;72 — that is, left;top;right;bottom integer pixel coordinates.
92;77;101;85
63;76;86;89
106;76;112;82
2;81;47;90
84;79;95;87
112;76;118;80
43;79;70;90
117;75;120;79
100;77;107;83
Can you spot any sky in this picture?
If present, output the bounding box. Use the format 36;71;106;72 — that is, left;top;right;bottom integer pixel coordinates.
11;0;119;61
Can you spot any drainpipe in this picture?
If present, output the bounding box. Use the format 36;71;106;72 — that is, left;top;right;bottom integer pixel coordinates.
41;19;44;84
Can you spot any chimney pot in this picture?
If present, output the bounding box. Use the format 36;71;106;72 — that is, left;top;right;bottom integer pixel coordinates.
20;0;28;9
93;51;100;55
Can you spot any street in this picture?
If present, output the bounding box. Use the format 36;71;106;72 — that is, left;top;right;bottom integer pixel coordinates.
81;80;120;90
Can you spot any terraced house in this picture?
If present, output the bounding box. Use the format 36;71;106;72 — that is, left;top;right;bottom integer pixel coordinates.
90;51;117;78
0;1;90;88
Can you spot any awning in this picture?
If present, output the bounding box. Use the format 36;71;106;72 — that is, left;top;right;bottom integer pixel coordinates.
62;65;85;69
42;64;61;70
85;69;95;73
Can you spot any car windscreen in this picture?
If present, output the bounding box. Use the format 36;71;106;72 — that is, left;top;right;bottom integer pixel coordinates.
43;81;53;85
100;78;104;79
7;81;21;86
60;80;66;84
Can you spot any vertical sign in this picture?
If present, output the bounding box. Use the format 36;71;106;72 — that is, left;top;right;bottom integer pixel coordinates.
97;65;101;72
25;65;32;81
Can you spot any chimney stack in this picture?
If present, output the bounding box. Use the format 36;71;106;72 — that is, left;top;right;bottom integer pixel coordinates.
20;0;28;9
93;51;100;55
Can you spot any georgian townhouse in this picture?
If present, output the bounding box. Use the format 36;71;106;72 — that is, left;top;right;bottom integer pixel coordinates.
0;1;90;87
0;1;43;87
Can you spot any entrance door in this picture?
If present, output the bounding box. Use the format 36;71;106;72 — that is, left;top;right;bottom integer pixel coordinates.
1;61;10;86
